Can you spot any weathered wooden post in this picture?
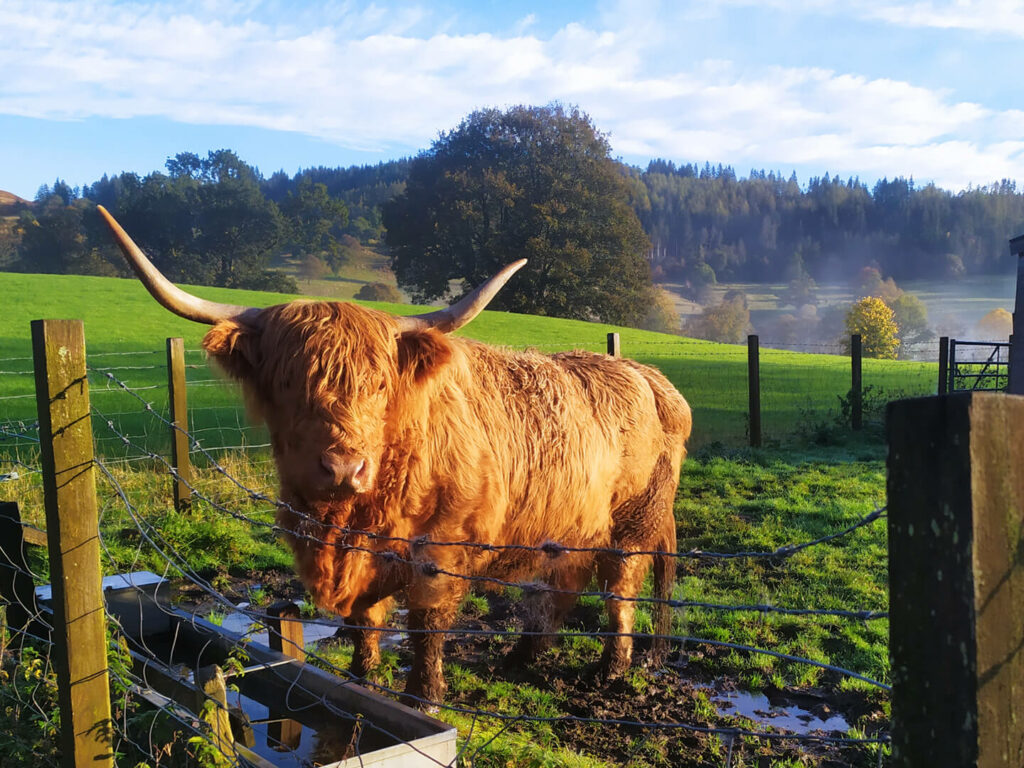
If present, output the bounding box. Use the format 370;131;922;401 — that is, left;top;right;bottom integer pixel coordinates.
937;336;949;395
887;392;1024;768
194;664;237;764
266;601;305;750
606;332;620;357
267;600;306;662
166;337;192;512
850;334;862;430
32;319;113;768
747;334;761;447
1009;235;1024;394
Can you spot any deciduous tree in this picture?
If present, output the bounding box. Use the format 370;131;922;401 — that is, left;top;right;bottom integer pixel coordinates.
845;297;899;359
383;105;653;325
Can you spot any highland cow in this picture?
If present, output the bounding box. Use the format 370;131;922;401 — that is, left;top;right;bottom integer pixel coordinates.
99;206;691;705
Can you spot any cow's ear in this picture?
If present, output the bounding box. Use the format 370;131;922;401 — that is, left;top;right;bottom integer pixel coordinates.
397;329;453;384
202;321;261;381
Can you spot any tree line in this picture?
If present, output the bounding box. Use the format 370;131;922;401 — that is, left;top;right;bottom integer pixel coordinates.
636;162;1023;295
2;104;1022;331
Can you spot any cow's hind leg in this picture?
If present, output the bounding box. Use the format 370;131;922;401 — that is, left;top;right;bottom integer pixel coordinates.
598;455;677;677
510;553;594;663
595;552;650;677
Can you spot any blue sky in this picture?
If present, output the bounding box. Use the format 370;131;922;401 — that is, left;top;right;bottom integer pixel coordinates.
1;0;1022;200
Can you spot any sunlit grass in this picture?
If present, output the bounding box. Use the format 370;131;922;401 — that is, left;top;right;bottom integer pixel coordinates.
0;272;936;449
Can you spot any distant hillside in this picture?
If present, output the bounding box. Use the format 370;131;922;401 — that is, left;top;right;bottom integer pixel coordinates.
0;189;29;215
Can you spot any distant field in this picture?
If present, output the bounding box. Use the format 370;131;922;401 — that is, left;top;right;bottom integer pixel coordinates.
666;272;1016;342
0;272;937;463
274;240;402;301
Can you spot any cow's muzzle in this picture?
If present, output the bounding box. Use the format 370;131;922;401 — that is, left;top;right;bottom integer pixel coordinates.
320;451;371;493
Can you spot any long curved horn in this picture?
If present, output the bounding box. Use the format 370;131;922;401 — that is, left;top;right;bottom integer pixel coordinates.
97;205;256;325
395;259;528;334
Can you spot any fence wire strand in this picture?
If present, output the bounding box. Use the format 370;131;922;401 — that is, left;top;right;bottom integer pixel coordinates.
0;344;898;767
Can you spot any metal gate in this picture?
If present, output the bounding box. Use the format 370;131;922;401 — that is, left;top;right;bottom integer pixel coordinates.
945;339;1010;392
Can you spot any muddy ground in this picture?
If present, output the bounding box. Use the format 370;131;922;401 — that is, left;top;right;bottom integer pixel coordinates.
175;571;888;767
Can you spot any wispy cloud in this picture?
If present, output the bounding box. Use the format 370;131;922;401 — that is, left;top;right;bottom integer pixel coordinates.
0;0;1019;188
702;0;1024;37
865;0;1024;35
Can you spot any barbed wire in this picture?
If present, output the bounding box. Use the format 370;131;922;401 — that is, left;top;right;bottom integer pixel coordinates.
89;400;888;630
87;460;891;765
92;365;889;571
1;350;895;766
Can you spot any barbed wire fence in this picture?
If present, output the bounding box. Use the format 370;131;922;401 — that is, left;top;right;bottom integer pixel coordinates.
0;330;899;768
0;331;944;467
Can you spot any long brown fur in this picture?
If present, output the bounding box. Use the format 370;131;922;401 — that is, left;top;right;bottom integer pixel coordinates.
202;300;691;704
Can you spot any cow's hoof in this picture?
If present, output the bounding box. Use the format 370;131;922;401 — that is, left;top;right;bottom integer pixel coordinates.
598;653;630;681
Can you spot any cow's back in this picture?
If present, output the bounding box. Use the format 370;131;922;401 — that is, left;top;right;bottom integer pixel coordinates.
439;344;688;550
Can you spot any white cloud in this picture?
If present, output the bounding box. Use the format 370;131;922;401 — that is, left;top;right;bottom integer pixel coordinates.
865;0;1024;35
701;0;1024;37
0;0;1020;188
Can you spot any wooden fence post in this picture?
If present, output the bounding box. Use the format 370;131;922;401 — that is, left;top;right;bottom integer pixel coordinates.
166;337;192;512
948;339;958;393
887;392;1024;768
267;600;306;662
1009;234;1024;394
266;601;305;750
850;334;862;430
937;336;949;395
194;664;237;763
606;332;620;357
747;334;761;447
31;319;113;768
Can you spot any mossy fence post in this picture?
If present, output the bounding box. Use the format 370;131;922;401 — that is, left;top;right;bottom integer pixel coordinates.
850;334;862;430
887;392;1024;768
747;334;761;447
31;319;113;768
937;336;949;395
606;332;620;357
166;337;193;512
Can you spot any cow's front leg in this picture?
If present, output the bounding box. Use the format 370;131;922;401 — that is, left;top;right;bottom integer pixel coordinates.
348;597;393;679
403;601;460;708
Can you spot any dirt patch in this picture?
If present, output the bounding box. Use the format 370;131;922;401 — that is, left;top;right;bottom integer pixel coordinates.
176;574;887;767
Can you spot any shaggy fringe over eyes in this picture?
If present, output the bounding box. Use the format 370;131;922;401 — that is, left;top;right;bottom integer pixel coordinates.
258;302;401;420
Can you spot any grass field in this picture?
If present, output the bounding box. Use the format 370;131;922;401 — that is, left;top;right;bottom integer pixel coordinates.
0;270;906;766
0;271;938;461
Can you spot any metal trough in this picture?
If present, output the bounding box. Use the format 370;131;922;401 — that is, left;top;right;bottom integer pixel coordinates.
38;571;457;768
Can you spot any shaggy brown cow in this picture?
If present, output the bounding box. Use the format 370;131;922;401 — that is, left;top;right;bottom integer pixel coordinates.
98;206;691;705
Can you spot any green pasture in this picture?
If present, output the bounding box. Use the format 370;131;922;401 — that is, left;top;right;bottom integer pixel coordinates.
0;272;938;465
0;270;897;766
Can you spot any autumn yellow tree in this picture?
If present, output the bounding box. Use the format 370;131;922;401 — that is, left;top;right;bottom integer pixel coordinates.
845;297;899;359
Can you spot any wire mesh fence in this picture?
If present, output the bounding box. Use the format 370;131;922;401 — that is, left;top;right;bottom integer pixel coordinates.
1;352;895;767
1;333;943;469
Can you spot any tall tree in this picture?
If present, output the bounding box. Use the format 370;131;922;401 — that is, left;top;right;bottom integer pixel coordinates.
383;105;653;325
280;177;349;270
108;151;292;291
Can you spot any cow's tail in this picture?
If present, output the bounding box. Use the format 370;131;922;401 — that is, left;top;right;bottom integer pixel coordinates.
650;507;677;666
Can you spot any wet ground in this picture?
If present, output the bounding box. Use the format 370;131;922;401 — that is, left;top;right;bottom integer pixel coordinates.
174;573;888;767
